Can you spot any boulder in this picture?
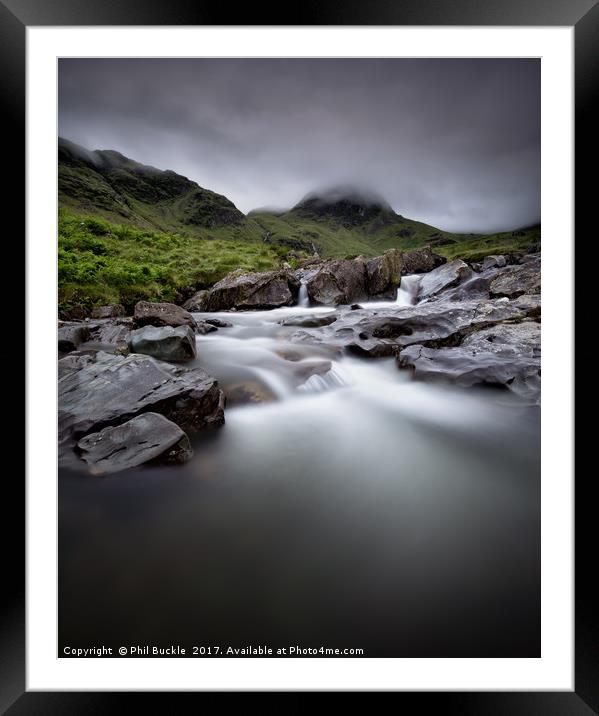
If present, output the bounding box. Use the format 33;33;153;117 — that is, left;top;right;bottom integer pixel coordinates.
482;255;507;270
397;321;541;402
304;258;367;305
88;319;133;348
195;321;219;335
365;249;403;298
489;257;541;298
91;304;125;319
129;325;197;362
204;269;300;311
401;247;446;275
418;259;472;299
281;314;337;328
58;351;224;460
204;318;232;328
133;300;197;329
77;413;193;475
58;323;90;353
182;290;209;312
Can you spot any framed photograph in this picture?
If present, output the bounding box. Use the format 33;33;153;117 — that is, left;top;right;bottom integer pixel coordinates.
9;0;589;710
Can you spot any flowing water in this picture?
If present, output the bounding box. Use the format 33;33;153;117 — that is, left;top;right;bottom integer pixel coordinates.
59;288;540;656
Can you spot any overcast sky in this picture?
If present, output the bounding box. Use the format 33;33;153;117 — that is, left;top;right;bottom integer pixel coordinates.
58;58;540;233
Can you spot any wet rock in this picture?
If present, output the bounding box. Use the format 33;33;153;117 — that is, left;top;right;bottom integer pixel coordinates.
401;247;446;275
204;269;300;311
58;323;90;353
77;412;192;475
290;298;535;356
281;314;337;328
91;304;125;319
225;381;277;407
350;304;363;310
133;301;197;329
398;321;541;402
303;258;367;305
418;259;472;299
87;319;133;348
482;255;507;270
58;351;224;461
183;290;209;312
204;318;232;328
489;256;540;298
365;249;403;298
129;325;197;362
195;321;219;335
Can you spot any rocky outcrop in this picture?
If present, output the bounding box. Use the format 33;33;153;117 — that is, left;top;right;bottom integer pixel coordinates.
204;269;300;311
489;255;541;298
303;258;367;305
365;249;403;298
182;290;209;312
133;301;197;329
401;247;446;275
290;298;538;357
58;351;224;463
129;325;197;362
91;304;125;319
418;259;472;300
58;323;90;353
88;319;133;348
398;321;540;402
77;412;193;474
482;255;507;270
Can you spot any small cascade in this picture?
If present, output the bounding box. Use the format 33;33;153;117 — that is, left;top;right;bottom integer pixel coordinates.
297;364;349;393
396;274;421;306
298;281;309;307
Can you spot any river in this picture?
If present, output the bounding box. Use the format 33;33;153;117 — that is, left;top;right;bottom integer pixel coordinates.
59;285;540;657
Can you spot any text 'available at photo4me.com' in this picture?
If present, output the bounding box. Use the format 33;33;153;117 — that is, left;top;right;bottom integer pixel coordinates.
62;644;366;657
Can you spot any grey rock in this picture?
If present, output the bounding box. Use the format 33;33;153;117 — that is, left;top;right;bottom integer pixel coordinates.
182;290;209;312
204;318;232;328
129;325;197;362
418;259;472;299
58;323;90;353
133;300;197;329
58;351;224;461
281;314;337;328
490;256;541;298
365;249;403;298
398;321;541;402
401;247;446;275
77;412;192;475
482;255;507;270
303;258;367;305
205;269;300;311
195;321;219;335
290;298;536;356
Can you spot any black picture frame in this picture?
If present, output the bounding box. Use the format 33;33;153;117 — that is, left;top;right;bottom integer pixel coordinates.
8;1;590;711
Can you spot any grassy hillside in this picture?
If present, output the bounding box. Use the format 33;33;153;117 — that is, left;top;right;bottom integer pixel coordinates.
250;209;540;262
58;210;297;312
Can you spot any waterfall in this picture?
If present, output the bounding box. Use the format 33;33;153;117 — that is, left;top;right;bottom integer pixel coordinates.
298;281;309;307
396;274;421;306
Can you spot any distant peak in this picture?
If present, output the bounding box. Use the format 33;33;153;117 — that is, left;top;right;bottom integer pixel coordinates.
296;185;392;211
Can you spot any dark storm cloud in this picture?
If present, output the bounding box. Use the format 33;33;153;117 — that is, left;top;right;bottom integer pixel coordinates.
58;58;540;233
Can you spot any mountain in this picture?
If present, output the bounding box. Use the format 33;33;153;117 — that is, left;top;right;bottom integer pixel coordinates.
58;139;541;262
58;137;246;234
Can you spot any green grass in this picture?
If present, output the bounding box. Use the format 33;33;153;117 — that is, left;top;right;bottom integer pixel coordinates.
58;210;300;313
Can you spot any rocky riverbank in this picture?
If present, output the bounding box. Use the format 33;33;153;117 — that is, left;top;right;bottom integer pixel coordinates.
58;247;540;474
